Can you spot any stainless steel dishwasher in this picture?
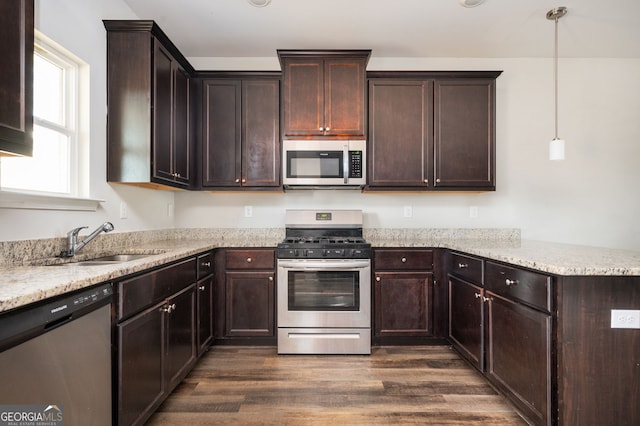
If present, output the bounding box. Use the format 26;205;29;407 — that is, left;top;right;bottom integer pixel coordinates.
0;283;113;426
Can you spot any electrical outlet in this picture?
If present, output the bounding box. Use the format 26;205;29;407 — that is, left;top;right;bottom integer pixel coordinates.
611;310;640;329
403;206;412;218
119;202;128;219
469;206;479;218
244;206;253;218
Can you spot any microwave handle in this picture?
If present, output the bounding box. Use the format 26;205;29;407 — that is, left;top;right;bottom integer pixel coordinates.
343;144;349;184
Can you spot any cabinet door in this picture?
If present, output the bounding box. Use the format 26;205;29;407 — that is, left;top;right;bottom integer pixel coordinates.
153;41;174;183
368;80;433;187
434;79;495;189
196;275;213;355
324;58;366;137
153;42;190;187
172;64;190;185
448;276;484;370
0;0;33;157
374;272;433;337
202;79;242;187
165;284;197;392
118;303;164;426
225;271;275;337
241;79;280;186
486;292;551;426
282;57;324;137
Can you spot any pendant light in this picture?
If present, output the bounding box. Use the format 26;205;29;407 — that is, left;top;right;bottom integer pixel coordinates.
547;6;568;160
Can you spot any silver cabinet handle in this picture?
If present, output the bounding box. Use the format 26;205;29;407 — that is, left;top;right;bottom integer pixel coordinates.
474;293;482;299
162;303;176;313
198;285;206;291
458;263;468;269
201;261;211;268
505;279;518;286
482;296;491;302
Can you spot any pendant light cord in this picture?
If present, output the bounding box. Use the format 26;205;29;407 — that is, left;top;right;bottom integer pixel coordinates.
554;16;559;140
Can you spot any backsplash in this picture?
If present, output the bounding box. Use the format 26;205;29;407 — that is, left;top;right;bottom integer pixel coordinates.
0;227;519;266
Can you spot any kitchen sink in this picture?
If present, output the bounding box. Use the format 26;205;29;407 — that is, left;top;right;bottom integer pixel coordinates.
45;252;162;266
75;254;152;264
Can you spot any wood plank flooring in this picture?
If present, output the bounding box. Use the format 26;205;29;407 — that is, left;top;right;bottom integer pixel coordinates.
146;346;528;425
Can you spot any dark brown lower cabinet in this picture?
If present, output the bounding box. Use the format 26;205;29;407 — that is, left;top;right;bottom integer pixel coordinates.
118;284;196;426
116;258;197;426
486;291;551;426
373;248;440;345
214;249;276;344
225;271;275;337
448;276;483;371
196;274;214;355
374;272;433;337
118;303;164;426
164;285;197;391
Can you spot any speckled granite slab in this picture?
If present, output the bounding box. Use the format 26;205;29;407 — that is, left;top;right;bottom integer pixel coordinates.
1;227;639;314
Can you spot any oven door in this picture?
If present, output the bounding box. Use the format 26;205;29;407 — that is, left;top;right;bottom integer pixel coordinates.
277;259;371;328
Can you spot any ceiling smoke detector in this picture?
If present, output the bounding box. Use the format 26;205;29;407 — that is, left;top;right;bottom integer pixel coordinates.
247;0;271;7
459;0;486;7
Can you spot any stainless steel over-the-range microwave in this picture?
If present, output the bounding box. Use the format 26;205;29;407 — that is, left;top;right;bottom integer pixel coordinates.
282;140;366;188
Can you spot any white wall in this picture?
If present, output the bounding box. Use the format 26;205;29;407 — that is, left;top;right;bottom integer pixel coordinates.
177;57;640;251
1;1;638;252
0;0;176;242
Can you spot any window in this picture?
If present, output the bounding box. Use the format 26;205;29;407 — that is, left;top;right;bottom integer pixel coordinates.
0;31;88;198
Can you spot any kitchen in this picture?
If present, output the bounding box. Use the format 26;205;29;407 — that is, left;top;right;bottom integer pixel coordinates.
1;0;640;425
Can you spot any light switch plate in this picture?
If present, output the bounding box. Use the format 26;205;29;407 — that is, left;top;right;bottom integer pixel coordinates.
611;310;640;329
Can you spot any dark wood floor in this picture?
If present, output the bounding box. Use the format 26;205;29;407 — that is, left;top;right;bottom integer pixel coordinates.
146;346;528;425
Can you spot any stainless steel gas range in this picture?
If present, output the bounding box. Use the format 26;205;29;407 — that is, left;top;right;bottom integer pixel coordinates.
276;210;372;355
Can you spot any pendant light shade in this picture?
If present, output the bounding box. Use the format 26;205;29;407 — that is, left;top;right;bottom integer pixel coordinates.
547;7;567;160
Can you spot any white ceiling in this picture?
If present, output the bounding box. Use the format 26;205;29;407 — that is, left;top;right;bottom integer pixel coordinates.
122;0;640;59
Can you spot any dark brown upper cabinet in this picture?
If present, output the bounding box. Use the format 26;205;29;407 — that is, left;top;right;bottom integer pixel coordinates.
0;0;34;157
104;20;194;189
199;74;281;190
367;71;501;191
278;50;370;139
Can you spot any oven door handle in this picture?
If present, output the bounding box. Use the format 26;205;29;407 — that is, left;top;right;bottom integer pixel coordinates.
278;260;371;270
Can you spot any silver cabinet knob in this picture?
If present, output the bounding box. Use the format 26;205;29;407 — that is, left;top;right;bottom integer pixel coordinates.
376;276;381;282
401;257;407;263
458;263;468;269
246;257;252;263
505;279;518;286
235;178;240;183
198;285;206;291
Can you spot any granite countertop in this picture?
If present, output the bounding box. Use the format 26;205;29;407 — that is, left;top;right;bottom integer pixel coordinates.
1;227;640;314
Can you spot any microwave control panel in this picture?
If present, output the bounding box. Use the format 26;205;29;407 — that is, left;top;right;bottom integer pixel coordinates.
349;151;363;178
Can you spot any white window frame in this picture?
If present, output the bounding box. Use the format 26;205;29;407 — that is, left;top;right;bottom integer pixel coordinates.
0;31;101;211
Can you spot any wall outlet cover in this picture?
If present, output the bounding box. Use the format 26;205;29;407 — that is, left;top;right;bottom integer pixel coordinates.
611;310;640;329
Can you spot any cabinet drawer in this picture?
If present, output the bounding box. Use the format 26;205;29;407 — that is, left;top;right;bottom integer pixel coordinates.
449;252;483;284
485;261;551;312
225;249;274;270
197;251;213;279
118;257;196;320
374;249;433;271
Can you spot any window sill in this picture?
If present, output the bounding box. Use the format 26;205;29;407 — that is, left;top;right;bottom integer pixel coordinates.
0;190;104;211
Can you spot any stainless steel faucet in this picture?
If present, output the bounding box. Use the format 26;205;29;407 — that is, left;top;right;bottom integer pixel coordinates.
59;222;115;258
